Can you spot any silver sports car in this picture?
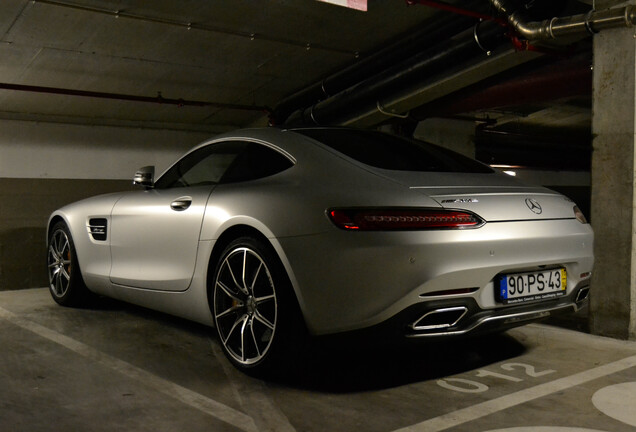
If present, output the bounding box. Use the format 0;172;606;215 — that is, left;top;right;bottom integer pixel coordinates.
47;127;594;375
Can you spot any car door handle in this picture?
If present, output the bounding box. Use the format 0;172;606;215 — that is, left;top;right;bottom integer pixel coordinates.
170;197;192;211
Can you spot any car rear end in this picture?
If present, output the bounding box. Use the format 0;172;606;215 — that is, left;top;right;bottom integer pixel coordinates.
280;128;594;339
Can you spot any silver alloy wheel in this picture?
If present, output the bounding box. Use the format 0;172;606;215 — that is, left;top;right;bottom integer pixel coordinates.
48;229;72;298
214;247;278;366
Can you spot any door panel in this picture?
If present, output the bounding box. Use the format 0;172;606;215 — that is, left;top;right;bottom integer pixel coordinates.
109;186;213;291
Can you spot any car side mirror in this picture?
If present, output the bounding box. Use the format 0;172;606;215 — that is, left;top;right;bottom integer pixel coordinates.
133;166;155;188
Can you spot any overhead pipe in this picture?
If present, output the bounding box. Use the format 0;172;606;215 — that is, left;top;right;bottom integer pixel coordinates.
410;57;592;120
283;1;636;128
0;82;270;113
283;20;507;127
489;0;636;40
271;3;485;125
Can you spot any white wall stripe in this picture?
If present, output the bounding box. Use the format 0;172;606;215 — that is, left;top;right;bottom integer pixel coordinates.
393;354;636;432
0;306;258;432
0;119;208;179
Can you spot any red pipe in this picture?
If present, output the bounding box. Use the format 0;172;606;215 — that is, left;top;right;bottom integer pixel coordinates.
411;58;592;120
406;0;555;54
0;82;271;113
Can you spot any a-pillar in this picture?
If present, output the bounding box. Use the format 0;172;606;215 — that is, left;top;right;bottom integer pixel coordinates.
590;1;636;340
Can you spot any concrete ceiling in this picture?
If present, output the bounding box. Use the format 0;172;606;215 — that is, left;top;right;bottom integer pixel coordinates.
0;0;443;132
0;0;593;142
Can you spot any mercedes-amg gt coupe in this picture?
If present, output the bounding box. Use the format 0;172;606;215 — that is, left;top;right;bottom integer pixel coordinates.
47;127;594;375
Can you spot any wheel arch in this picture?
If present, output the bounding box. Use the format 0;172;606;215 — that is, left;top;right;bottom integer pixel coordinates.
47;212;95;288
46;212;95;306
205;224;306;326
47;214;68;239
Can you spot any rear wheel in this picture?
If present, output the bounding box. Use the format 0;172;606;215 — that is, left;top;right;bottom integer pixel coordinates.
47;222;92;307
211;236;304;376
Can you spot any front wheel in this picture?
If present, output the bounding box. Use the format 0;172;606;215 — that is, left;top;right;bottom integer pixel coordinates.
211;237;304;376
47;222;92;307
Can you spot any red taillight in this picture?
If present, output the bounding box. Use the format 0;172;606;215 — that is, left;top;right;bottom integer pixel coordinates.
328;209;483;231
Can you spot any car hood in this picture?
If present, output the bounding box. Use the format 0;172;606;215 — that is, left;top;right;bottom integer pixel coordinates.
373;170;578;222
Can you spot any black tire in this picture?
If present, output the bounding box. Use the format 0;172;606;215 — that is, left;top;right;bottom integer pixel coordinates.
47;222;93;307
210;236;305;376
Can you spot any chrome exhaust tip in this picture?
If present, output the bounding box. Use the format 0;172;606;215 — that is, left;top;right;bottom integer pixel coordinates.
411;306;468;331
575;287;590;303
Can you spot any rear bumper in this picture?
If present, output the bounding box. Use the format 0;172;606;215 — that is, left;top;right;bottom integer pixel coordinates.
278;219;594;336
315;282;590;346
403;282;589;338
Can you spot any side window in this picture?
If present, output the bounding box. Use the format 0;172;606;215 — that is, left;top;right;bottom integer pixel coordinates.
155;141;248;189
221;142;294;184
154;140;293;189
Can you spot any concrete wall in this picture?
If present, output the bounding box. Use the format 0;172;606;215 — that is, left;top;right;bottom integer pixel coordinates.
590;23;636;340
414;118;476;158
0;119;210;290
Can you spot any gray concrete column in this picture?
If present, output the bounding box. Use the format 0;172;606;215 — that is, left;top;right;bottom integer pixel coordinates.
590;19;636;340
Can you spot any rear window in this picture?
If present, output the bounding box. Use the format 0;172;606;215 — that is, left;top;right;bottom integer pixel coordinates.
294;128;493;173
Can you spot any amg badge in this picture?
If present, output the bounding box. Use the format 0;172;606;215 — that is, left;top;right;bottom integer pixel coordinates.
441;198;479;204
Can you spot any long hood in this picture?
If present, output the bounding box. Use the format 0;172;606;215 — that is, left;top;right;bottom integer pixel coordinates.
373;170;577;222
52;191;127;223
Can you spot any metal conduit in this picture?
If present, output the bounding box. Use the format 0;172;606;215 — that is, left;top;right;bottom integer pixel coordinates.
271;2;484;125
490;0;636;40
0;82;270;112
33;0;357;57
284;1;636;128
283;20;506;127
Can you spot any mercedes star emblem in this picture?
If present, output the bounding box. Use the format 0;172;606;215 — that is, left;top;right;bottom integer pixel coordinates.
525;198;543;214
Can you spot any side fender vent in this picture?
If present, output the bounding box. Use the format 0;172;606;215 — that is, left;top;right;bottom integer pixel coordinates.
89;218;108;241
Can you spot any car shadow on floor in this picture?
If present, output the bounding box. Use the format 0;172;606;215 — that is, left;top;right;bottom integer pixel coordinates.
275;333;527;393
81;296;528;393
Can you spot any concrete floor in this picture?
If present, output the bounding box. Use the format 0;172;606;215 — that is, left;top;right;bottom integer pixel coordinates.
0;288;635;432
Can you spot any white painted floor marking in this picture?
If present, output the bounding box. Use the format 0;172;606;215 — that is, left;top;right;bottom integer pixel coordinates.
393;354;636;432
211;342;297;432
485;428;608;432
592;382;636;427
0;306;258;432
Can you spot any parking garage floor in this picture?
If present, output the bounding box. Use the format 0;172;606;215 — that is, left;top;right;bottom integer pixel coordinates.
1;288;635;432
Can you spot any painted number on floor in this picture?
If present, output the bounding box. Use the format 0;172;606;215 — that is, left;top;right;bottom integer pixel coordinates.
437;362;556;393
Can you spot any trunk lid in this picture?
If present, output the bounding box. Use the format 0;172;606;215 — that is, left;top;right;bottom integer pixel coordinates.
377;170;577;222
425;188;576;222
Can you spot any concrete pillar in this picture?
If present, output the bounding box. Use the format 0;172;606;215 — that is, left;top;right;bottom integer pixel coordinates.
590;13;636;340
413;118;476;158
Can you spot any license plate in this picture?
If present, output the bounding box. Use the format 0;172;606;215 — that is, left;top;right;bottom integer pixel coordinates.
497;268;566;305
